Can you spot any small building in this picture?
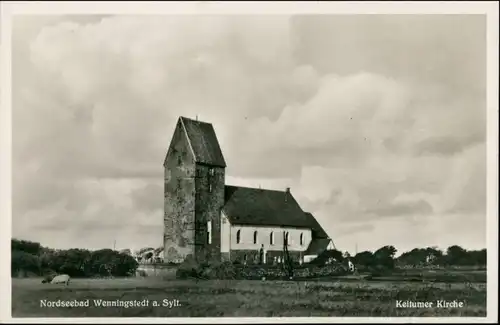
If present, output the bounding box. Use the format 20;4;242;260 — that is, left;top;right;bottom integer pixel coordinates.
163;116;335;264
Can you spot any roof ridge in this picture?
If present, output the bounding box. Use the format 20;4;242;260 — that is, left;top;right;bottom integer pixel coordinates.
225;184;288;193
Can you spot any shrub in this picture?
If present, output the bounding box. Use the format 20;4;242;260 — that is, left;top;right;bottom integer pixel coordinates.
11;250;40;276
309;249;344;266
175;258;237;280
175;255;204;279
202;261;236;280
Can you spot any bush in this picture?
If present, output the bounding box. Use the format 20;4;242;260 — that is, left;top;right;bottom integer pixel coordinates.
11;239;43;255
12;250;40;276
176;258;237;280
309;249;344;266
175;255;203;279
202;261;236;280
11;239;139;278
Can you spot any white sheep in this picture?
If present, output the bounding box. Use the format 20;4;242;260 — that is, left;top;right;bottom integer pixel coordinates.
42;274;71;286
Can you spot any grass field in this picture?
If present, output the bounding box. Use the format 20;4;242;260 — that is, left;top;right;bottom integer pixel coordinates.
11;273;487;317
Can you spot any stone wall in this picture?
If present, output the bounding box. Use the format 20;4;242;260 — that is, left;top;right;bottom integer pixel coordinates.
233;263;347;279
230;249;304;265
136;264;177;278
163;120;196;263
193;164;225;264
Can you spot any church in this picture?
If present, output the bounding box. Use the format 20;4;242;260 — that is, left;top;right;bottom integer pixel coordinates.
163;116;335;265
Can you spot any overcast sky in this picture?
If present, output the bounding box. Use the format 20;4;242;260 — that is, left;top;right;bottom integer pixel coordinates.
11;14;487;254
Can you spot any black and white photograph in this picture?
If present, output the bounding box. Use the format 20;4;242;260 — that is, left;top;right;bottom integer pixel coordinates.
1;1;498;322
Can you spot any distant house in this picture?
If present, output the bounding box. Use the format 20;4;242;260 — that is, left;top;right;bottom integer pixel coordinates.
163;116;334;265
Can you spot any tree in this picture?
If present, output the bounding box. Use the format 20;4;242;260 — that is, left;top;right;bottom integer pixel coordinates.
11;239;42;255
374;245;397;258
353;251;375;268
12;250;40;276
11;239;139;278
373;246;397;270
445;245;468;265
468;249;486;266
119;249;132;256
309;249;344;265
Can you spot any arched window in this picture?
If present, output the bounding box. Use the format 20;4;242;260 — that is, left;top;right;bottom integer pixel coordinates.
253;231;258;244
300;233;304;246
236;229;241;244
270;232;274;245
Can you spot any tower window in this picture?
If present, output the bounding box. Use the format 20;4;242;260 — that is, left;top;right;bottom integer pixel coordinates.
236;229;241;244
300;233;304;246
270;232;274;245
209;168;215;177
207;221;212;244
209;184;212;192
253;231;258;244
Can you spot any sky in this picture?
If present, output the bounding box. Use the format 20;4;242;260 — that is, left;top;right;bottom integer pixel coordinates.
11;14;487;255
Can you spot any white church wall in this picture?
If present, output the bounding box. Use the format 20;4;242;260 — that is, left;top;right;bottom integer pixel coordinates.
229;224;312;252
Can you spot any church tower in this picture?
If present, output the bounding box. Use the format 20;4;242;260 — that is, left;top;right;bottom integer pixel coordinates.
163;117;226;264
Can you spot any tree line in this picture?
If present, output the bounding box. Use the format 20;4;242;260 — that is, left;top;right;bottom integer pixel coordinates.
11;239;138;278
311;245;487;270
11;238;486;278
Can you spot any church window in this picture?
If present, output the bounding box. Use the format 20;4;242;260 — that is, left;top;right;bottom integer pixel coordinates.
209;168;215;177
253;231;258;244
300;233;304;246
207;221;212;244
270;232;274;245
236;229;241;244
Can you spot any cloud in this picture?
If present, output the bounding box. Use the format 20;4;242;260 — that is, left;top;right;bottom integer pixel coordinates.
364;199;434;218
12;15;487;252
415;135;483;156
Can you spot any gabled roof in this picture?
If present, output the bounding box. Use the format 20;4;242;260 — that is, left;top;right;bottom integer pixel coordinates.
304;238;332;256
223;186;316;229
304;212;329;239
180;117;226;168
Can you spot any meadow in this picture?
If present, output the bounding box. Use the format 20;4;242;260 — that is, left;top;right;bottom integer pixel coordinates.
12;271;487;317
